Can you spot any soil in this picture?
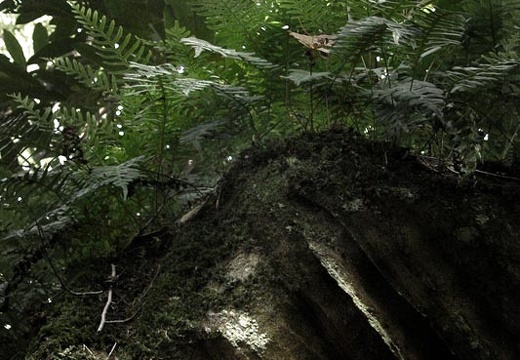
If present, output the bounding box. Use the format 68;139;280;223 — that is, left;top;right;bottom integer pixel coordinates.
23;128;520;359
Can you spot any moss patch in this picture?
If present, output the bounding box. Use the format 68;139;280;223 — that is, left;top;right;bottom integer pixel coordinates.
25;128;520;360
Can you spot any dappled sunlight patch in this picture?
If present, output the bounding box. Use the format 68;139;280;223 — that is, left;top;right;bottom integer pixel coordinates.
226;251;262;282
204;309;270;354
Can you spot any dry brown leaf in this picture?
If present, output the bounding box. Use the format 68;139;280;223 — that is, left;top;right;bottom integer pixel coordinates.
288;31;337;54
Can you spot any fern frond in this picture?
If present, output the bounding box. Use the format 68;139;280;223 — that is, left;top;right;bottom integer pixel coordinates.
12;93;54;125
285;70;333;86
180;37;277;69
333;17;417;61
462;0;520;58
0;166;71;211
125;62;256;100
58;106;118;161
2;208;73;243
0;96;55;169
410;8;465;60
53;57;116;92
87;156;145;200
123;63;183;100
179;121;223;153
445;62;518;93
372;77;445;124
0;113;50;166
364;0;413;16
71;4;151;71
174;78;257;103
8;94;120;166
0;116;27;169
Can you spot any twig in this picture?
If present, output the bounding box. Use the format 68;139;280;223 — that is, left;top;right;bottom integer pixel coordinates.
106;342;117;360
83;344;94;355
97;264;116;332
475;169;520;181
102;264;160;326
104;302;145;324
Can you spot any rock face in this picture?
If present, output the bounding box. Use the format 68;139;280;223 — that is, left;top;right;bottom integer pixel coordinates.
27;129;520;359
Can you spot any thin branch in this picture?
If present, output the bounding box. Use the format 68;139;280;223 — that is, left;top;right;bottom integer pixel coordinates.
104;302;145;324
97;264;116;332
101;264;160;327
106;342;117;360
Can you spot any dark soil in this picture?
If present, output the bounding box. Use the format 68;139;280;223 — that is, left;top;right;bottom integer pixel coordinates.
24;128;520;359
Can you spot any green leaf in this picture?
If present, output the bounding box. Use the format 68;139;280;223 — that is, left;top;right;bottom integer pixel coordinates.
32;23;49;54
3;30;26;68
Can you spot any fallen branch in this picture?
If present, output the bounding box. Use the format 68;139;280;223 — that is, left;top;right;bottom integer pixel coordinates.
97;264;116;332
106;342;117;360
99;264;160;329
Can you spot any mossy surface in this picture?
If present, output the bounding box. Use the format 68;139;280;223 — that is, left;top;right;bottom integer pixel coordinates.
25;128;520;359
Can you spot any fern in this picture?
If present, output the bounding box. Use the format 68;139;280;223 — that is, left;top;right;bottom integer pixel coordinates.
180;37;277;69
179;121;223;153
125;61;258;107
372;78;445;127
445;62;518;93
333;17;417;62
0;165;69;203
462;0;520;60
159;22;194;57
0;113;51;169
123;62;182;95
410;8;465;61
88;156;145;200
0;95;56;170
1;157;146;247
285;69;334;86
71;4;151;72
53;57;116;93
174;78;254;99
9;94;119;166
12;93;54;125
2;209;73;243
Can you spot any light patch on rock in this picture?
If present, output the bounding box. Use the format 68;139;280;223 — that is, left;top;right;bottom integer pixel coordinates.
227;252;261;281
205;309;270;354
308;241;406;360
